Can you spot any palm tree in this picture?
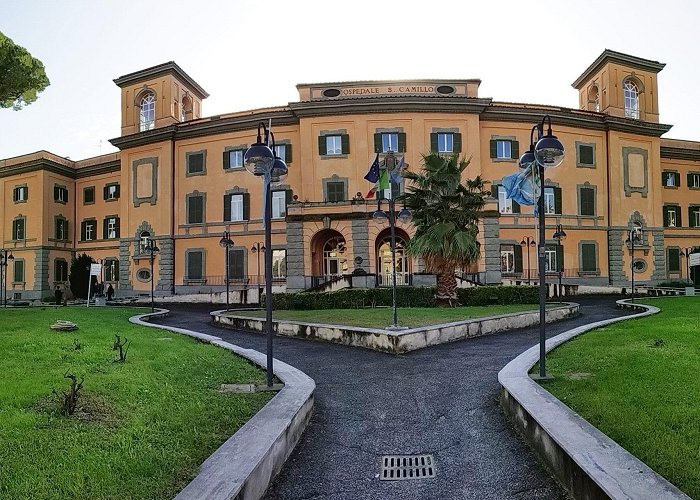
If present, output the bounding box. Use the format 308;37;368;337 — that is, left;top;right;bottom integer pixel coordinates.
401;153;486;305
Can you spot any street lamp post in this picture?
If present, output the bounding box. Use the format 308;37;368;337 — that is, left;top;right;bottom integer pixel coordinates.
244;121;288;388
145;238;160;313
520;237;536;284
219;231;234;311
251;242;265;304
1;250;15;307
552;224;567;303
625;227;643;304
518;115;565;380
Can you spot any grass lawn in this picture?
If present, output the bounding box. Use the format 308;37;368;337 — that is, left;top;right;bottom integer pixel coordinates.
232;303;545;328
0;307;272;500
541;297;700;497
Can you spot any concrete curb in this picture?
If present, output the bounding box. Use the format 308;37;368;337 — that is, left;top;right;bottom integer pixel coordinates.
129;309;316;500
212;303;579;354
498;299;690;499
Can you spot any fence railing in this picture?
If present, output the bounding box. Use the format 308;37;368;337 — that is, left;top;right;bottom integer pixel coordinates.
503;268;601;281
179;275;285;287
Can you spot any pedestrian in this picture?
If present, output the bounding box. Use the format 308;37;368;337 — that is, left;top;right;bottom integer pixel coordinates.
107;284;114;301
54;285;63;306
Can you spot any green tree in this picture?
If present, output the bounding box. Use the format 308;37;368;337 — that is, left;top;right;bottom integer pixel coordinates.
69;253;96;300
401;153;487;304
0;32;50;110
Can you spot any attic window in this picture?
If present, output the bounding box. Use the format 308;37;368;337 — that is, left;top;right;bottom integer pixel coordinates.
624;81;639;119
139;92;155;131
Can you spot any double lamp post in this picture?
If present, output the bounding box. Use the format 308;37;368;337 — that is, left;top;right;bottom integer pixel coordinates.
518;115;565;380
1;249;15;307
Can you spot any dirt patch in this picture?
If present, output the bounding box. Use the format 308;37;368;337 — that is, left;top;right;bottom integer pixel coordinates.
31;392;120;426
565;372;593;380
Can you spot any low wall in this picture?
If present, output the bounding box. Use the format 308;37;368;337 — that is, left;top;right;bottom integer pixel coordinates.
131;309;315;500
498;300;690;499
213;303;579;354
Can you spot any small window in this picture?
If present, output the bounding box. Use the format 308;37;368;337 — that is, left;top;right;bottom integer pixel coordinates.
272;249;286;279
272;190;287;219
664;206;680;228
544;187;556;215
374;132;406;153
326;136;342;155
437;133;453;153
55;218;68;241
498;186;513;214
139;92;156;132
624;81;639;119
13;259;25;283
81;220;97;241
186;251;204;280
187;194;204;224
326;181;346;203
490;139;518;160
497;141;511;159
54;259;68;282
691;207;700;228
224;149;245;169
105;259;119;281
84;186;95;204
667;248;681;273
230;194;244;222
319;134;350;156
103;217;120;239
576;143;595;167
663;171;679;187
186;151;205;175
12;218;25;240
139;231;151;253
104;183;120;200
500;244;522;274
581;243;597;272
54;185;68;203
382;133;399;153
544;244;558;273
579;187;595;216
13;186;28;203
274;144;292;163
689;173;700;189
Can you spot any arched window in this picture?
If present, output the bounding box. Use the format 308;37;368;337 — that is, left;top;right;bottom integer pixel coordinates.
139;92;156;131
140;231;151;253
376;234;409;286
588;86;600;112
624;81;639;119
181;94;193;122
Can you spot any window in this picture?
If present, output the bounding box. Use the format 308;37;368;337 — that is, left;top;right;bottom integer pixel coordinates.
490;139;518;160
228;248;245;280
374;132;406;153
690;206;700;228
12;218;25;240
437;133;453;153
274;144;292;163
544;245;558;272
13;259;24;283
624;81;639;119
105;259;119;281
54;185;68;203
326;136;342;155
55;218;68;240
663;171;680;187
13;185;28;202
136;269;151;282
272;249;286;279
668;248;681;273
688;173;700;189
230;194;244;222
186;250;204;280
223;193;248;222
500;244;522;274
664;206;681;228
54;259;68;282
81;220;97;241
579;186;595;216
588;86;600;112
430;132;462;154
103;217;120;239
186;151;205;175
319;134;350;156
576;143;595;167
104;183;120;200
497;185;513;214
544;188;555;215
224;148;245;169
140;231;151;253
326;181;346;203
84;186;95;204
272;190;287;219
580;243;597;272
139;92;156;132
187;194;204;224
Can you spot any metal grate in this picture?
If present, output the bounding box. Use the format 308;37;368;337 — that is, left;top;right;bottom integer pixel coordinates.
380;454;435;481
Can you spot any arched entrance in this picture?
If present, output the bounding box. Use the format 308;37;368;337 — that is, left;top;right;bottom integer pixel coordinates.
311;229;347;286
375;228;410;286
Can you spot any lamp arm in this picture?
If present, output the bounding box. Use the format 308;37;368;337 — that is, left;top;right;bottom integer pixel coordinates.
540;115;553;135
255;121;269;146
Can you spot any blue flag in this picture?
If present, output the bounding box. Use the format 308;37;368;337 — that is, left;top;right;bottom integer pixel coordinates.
364;154;380;183
502;163;537;207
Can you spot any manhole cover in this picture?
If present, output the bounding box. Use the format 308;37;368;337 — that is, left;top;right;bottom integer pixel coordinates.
380;454;435;481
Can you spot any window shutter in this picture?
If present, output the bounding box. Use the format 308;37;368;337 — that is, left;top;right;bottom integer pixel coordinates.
14;260;24;282
318;136;327;155
579;145;594;165
230;249;245;279
81;221;86;241
668;248;680;272
397;133;406;153
582;244;596;271
512;200;521;214
115;184;120;199
556;245;564;272
12;220;17;240
285;144;292;163
103;186;109;200
663;207;669;227
689;173;694;188
453;133;462;154
103;218;109;239
662;172;667;185
511;140;519;159
13;188;17;202
554;187;562;214
223;194;232;221
341;134;350;154
223;150;230;169
676;172;681;187
64;188;68;203
490;140;497;158
690;206;697;228
65;220;69;240
187;252;203;279
115;218;120;238
514;245;523;273
580;187;595;216
374;133;382;153
243;193;250;221
491;184;499;199
54;186;59;200
676;206;682;227
430;133;438;153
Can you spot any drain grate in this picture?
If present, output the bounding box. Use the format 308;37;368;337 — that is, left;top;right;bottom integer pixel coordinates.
380;454;435;481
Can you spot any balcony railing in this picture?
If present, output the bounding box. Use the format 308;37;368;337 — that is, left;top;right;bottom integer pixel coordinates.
503;268;601;281
179;275;285;286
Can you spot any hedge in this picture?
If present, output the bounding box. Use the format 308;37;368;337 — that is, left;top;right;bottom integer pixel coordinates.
265;285;538;310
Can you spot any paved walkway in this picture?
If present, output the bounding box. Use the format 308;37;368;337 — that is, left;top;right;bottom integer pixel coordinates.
153;297;631;500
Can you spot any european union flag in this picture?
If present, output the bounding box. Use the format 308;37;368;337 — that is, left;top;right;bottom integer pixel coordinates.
364;154;380;183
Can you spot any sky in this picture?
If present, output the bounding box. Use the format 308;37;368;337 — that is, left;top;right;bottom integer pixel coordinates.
1;0;699;161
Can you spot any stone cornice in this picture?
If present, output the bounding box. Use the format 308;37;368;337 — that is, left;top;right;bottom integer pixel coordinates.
75;160;120;178
289;96;492;118
109;126;177;150
572;49;665;89
660;146;700;161
0;158;120;180
113;61;209;99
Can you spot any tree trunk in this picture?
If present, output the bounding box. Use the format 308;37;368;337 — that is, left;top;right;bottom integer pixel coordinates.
435;271;458;307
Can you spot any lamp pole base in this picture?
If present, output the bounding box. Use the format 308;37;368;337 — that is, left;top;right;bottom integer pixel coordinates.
530;373;555;382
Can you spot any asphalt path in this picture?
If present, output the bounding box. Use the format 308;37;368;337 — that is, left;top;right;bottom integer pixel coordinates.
152;297;631;500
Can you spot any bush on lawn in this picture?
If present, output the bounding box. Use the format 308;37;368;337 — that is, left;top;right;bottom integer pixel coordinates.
265;285;538;310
